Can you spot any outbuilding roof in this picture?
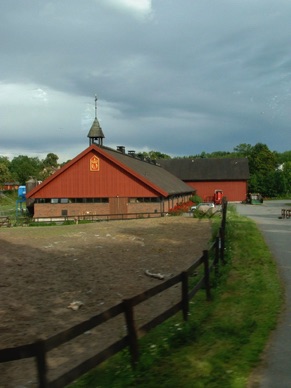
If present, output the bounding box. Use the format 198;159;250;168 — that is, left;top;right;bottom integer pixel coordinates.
157;158;250;181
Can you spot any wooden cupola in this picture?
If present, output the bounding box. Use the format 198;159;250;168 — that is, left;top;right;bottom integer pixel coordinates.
87;96;105;146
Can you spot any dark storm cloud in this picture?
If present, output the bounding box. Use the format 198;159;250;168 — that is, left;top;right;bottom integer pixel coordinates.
1;0;291;162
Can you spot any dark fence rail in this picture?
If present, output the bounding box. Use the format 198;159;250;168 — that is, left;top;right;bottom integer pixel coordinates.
33;211;166;224
0;199;228;388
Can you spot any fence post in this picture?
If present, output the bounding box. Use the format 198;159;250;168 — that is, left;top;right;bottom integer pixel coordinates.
220;226;226;264
203;250;211;301
181;271;189;321
214;235;220;276
221;198;227;230
35;339;47;388
123;299;139;368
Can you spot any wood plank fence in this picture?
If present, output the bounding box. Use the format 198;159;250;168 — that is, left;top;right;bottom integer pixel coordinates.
33;211;165;224
0;199;228;388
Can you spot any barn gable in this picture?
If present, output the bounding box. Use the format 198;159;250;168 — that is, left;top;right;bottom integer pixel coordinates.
26;145;193;200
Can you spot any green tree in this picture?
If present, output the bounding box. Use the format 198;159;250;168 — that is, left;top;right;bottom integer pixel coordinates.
42;153;59;168
0;156;11;168
9;155;42;184
137;150;171;160
40;153;60;180
248;143;278;196
233;143;253;158
276;150;291;165
248;143;277;176
0;163;12;185
280;162;291;195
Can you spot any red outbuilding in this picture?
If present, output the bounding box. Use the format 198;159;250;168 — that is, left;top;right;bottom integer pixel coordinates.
158;158;249;203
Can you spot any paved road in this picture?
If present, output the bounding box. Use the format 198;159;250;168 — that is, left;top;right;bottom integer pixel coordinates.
235;200;291;388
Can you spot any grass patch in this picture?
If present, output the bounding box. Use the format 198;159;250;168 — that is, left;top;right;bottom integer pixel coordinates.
0;191;19;217
0;191;29;225
66;207;283;387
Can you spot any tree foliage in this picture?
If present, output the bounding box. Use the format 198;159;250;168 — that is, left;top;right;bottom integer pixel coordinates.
136;150;171;160
40;153;60;180
0;143;290;197
42;153;59;168
0;163;12;184
9;155;42;185
233;143;253;158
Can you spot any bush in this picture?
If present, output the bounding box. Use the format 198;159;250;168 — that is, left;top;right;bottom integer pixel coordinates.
189;194;202;204
168;201;194;215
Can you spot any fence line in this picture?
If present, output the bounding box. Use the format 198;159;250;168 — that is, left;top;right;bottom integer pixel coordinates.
33;211;165;224
0;199;228;388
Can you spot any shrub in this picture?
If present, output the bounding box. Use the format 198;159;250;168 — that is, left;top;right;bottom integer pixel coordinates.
168;201;194;215
189;194;202;204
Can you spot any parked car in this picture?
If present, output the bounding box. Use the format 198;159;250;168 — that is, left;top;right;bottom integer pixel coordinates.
246;193;263;204
190;202;215;212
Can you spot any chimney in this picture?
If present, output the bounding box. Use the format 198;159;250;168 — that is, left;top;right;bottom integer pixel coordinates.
128;150;136;157
117;146;125;154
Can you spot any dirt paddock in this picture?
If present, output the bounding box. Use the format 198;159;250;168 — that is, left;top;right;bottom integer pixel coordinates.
0;216;212;387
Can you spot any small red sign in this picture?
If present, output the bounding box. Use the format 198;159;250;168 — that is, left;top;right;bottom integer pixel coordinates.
90;155;100;171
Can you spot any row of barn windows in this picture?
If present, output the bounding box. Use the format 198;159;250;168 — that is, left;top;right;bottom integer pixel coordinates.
35;197;161;204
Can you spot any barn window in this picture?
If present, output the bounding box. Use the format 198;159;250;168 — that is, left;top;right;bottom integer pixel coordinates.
89;198;108;203
137;197;161;203
65;197;109;203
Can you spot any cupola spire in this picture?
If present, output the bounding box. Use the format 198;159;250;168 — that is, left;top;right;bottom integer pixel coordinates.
94;94;97;119
87;95;105;146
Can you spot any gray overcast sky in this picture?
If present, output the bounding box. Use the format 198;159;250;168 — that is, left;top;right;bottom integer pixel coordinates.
1;0;291;162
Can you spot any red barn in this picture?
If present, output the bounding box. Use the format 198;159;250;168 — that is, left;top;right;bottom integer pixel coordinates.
158;158;249;202
26;115;193;219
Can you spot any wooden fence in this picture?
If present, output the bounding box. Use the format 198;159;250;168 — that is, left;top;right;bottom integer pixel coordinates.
32;211;165;224
0;200;228;388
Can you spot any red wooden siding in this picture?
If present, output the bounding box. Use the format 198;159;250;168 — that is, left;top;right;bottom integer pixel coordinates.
187;181;247;202
32;151;161;198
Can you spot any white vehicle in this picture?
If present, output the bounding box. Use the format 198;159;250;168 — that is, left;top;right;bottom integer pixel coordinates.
190;202;215;212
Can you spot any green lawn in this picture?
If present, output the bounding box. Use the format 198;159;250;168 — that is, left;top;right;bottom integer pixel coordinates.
0;190;27;223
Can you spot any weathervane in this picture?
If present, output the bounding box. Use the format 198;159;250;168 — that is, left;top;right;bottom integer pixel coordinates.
95;94;98;119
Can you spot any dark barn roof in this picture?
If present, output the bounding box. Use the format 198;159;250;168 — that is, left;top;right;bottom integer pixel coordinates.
101;146;194;196
157;158;250;181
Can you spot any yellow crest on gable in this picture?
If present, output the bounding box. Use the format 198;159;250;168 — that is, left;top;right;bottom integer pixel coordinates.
90;155;100;171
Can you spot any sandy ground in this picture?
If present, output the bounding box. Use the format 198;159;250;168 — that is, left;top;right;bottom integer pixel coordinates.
0;216;211;387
